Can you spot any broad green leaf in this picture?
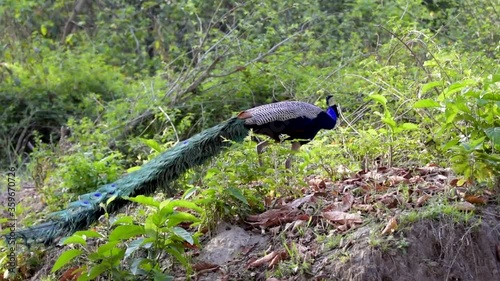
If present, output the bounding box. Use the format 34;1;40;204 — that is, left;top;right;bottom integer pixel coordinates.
74;230;103;238
413;99;440;108
442;139;459;151
165;247;188;267
382;110;396;129
160;199;203;213
368;94;387;105
225;187;249;205
125;238;145;259
61;235;87;246
166;212;200;227
41;25;47;36
464;90;481;98
127;166;141;173
127;195;159;208
382;117;396;129
421;81;443;93
109;225;144;241
455;100;471;113
444;80;477;96
399;123;419;131
182;186;198;200
96;241;120;255
139;138;163;152
485;127;500;145
445;106;458;124
111;215;134;226
153;270;174;281
482;92;500;101
51;249;83;272
204;168;218;180
144;216;159;238
130;257;148;275
470;137;486;148
106;195;117;205
85;264;109;280
172;226;194;245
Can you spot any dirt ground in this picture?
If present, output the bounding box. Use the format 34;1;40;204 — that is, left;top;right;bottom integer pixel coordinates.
187;205;500;281
3;166;500;281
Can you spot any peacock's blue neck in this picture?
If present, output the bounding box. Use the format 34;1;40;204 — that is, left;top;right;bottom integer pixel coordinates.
326;106;338;121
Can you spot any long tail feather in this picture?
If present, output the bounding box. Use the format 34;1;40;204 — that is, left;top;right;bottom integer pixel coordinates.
15;117;249;245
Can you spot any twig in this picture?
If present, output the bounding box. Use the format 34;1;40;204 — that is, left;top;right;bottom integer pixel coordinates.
158;106;179;143
338;106;360;136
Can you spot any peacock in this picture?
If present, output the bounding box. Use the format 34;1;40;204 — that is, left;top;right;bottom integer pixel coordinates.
238;95;339;168
14;96;338;245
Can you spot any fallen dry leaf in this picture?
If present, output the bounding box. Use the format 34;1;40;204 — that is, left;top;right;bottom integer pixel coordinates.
416;194;431;207
247;207;293;222
337;224;348;232
343;177;362;185
387;175;408;185
378;194;400;208
353;204;374;212
323;211;362;224
289;193;316;209
241;245;254;255
454;201;475;211
341;192;355;211
434;174;448;182
247;251;277;268
363;170;384;181
381;217;398;235
59;267;82;281
192;262;219;272
409;176;425;184
247;250;288;268
247;207;310;227
308;178;326;190
464;194;488;205
269;250;288;267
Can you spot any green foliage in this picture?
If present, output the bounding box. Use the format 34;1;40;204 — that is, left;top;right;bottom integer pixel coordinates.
53;195;202;280
414;75;500;184
400;198;476;227
0;49;130;166
27;118;126;210
182;144;266;229
4;0;500;278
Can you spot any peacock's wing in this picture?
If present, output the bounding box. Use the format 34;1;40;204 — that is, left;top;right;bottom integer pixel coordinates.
237;101;323;126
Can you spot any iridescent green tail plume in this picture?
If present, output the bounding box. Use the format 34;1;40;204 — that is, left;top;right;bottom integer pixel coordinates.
15;117;249;245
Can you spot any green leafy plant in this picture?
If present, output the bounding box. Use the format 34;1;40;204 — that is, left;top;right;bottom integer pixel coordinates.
414;75;500;184
52;195;203;280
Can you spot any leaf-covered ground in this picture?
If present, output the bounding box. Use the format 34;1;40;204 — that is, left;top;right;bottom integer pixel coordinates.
180;165;500;281
4;165;499;281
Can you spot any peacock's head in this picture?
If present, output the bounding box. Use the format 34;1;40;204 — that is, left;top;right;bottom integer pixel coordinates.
326;95;335;107
326;95;339;118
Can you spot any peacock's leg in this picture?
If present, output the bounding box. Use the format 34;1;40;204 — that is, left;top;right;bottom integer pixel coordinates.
256;140;270;166
285;142;301;169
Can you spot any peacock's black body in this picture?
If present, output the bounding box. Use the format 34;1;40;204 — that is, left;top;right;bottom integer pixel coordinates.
237;99;338;144
14;97;339;245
